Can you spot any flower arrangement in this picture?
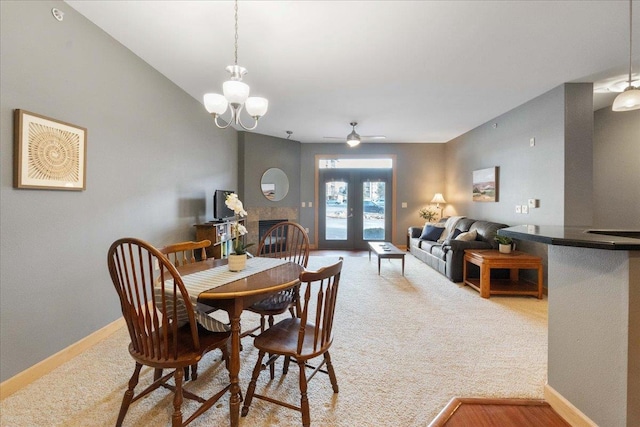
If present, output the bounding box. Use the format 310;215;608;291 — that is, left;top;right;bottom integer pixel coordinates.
224;193;254;255
418;207;437;222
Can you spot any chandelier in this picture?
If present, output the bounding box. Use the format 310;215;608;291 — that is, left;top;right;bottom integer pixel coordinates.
612;0;640;111
203;0;268;130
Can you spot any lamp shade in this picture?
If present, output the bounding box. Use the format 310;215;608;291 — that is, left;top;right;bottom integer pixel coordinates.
223;80;250;105
612;87;640;111
431;193;446;204
346;134;361;147
203;93;229;115
245;97;269;117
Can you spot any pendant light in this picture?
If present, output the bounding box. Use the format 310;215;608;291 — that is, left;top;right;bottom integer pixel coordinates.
203;0;268;129
613;0;640;111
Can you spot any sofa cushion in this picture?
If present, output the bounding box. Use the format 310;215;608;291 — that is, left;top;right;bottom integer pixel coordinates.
419;240;442;253
455;230;477;241
430;245;446;260
420;224;444;241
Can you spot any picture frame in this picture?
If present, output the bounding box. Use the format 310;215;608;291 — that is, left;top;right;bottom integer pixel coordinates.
13;109;87;190
472;167;498;202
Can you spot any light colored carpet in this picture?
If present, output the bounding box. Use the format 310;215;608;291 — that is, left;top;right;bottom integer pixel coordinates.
0;255;548;426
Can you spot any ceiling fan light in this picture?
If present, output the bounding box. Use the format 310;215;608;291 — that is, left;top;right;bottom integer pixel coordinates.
346;133;361;147
245;96;269;117
203;93;228;115
223;80;250;105
612;86;640;111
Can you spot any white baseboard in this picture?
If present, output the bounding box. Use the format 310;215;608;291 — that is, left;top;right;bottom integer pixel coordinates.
0;317;125;400
544;384;598;427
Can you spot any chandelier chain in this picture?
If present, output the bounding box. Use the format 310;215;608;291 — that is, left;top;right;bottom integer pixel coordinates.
234;0;239;66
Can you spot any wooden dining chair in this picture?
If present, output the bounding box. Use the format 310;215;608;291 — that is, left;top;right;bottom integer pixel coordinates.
241;258;343;427
107;237;231;427
160;239;211;267
241;221;310;378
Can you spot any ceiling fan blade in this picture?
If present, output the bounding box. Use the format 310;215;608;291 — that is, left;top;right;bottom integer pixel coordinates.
323;136;346;140
360;135;386;139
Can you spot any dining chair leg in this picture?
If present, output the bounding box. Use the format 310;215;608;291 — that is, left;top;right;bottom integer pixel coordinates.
297;360;311;427
116;363;142;427
171;368;184;427
241;349;265;417
190;364;198;381
283;356;291;375
154;368;163;381
324;351;339;393
268;315;276;380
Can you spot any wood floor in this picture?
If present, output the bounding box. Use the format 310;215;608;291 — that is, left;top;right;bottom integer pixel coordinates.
429;398;571;427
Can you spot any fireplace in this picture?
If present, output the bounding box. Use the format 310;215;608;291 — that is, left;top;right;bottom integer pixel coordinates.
258;219;288;247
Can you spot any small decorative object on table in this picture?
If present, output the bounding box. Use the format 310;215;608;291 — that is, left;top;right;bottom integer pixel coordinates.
418;207;438;223
225;193;254;271
495;235;514;254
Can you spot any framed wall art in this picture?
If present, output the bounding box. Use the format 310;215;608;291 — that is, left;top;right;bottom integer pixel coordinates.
14;109;87;190
472;166;498;202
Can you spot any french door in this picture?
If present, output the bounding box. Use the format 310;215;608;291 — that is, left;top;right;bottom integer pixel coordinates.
318;168;391;250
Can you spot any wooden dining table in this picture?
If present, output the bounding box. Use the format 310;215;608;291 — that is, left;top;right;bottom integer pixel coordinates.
176;257;305;427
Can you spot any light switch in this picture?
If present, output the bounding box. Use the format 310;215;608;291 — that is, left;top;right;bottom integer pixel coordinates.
401;202;408;208
522;205;529;214
530;137;535;147
528;198;539;208
308;202;312;208
301;202;306;208
515;205;521;213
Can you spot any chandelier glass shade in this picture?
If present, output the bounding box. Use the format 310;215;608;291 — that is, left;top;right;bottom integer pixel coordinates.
203;1;268;129
613;0;640;111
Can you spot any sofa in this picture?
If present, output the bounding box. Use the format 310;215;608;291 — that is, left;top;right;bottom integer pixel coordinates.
408;217;508;282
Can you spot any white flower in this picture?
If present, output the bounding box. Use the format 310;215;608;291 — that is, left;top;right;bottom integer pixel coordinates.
225;193;247;217
233;223;247;236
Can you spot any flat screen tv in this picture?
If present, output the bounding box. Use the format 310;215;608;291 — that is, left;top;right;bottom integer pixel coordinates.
214;190;236;221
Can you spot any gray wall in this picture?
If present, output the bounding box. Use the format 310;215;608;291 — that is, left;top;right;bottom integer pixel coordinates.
300;143;446;247
444;83;595;228
238;132;301;210
0;1;237;381
593;108;640;229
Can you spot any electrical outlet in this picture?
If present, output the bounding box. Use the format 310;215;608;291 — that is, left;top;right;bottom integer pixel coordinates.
401;202;407;208
515;205;521;213
308;202;312;208
530;137;535;147
528;198;538;208
521;205;529;214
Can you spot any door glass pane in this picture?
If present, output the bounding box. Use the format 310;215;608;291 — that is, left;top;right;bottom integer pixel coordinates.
362;181;385;240
325;181;348;240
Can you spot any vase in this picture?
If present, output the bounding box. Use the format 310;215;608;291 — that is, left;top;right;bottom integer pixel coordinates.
228;253;247;272
499;243;512;254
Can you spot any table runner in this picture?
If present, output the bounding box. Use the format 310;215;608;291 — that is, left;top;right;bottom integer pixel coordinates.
157;257;290;333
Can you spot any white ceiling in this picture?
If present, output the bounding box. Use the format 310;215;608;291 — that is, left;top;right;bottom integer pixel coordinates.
64;0;639;144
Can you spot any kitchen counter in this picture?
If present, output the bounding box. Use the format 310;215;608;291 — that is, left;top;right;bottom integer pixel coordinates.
496;224;639;426
498;225;640;250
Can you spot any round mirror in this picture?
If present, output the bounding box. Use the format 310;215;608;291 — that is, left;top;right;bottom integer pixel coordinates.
260;168;289;201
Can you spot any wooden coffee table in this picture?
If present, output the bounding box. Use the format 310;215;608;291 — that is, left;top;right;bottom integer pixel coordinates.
463;249;543;299
368;241;406;276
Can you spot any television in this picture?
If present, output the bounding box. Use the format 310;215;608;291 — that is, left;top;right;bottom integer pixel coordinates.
213;190;236;221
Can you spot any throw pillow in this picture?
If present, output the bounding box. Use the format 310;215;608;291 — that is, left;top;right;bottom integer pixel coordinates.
455;230;477;241
450;229;462;240
420;225;444;241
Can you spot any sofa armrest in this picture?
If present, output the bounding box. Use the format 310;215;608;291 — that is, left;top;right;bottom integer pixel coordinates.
443;240;492;252
408;226;423;238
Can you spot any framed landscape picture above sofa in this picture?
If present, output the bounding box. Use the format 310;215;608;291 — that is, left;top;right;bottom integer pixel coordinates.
472;167;497;202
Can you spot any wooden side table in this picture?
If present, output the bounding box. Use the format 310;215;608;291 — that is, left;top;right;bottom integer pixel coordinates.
463;249;543;299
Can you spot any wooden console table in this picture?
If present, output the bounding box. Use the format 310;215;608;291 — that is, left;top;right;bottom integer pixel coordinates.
463;249;543;299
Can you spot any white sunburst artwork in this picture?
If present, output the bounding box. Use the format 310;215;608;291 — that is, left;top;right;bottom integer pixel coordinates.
14;109;86;190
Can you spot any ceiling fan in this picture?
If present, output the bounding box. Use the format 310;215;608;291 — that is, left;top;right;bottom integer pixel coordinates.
323;122;386;147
